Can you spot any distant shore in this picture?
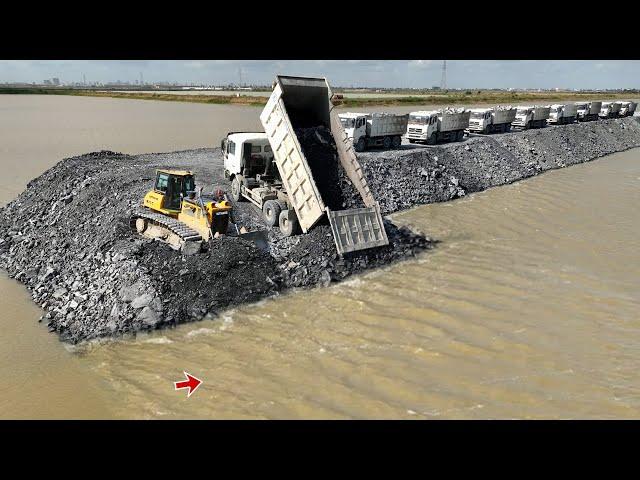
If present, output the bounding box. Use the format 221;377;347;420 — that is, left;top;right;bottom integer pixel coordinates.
1;87;637;108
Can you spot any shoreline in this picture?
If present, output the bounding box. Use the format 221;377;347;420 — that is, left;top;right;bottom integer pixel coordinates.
2;87;637;109
1;117;639;343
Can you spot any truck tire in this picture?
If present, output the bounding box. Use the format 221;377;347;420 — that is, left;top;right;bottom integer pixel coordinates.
262;200;281;227
355;138;366;152
231;176;243;202
392;135;402;148
383;136;391;149
427;132;437;145
456;130;464;142
279;210;300;237
505;124;511;133
483;125;490;135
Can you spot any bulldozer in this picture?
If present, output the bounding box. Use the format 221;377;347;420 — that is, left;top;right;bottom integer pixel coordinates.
130;169;266;255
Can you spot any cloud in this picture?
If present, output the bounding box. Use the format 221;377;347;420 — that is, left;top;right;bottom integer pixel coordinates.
184;61;205;69
408;60;433;69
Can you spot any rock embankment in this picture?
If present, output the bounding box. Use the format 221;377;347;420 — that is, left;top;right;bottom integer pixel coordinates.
0;149;429;343
1;117;638;343
354;117;640;214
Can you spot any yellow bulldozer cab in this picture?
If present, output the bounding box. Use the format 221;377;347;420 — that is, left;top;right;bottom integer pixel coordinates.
143;169;196;216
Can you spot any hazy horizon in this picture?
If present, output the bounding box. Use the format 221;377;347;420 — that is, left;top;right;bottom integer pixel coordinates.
1;60;639;90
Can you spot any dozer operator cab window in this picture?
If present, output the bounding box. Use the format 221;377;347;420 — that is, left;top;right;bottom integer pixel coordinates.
228;140;236;155
156;172;169;192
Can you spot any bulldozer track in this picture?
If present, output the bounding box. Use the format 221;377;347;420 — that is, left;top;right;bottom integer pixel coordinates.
130;208;203;244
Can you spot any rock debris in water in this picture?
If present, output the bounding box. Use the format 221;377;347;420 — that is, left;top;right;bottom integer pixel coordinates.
1;117;639;343
0;148;430;343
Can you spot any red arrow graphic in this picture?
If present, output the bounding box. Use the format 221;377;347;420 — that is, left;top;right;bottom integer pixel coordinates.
174;372;202;397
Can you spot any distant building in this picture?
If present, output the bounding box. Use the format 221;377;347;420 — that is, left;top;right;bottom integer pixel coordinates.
52;78;60;86
43;79;52;85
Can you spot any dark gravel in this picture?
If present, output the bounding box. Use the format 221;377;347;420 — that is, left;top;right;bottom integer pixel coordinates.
1;116;638;343
357;117;640;214
0;147;431;343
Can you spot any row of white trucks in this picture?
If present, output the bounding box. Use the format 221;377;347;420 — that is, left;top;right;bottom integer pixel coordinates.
219;76;637;258
338;100;637;149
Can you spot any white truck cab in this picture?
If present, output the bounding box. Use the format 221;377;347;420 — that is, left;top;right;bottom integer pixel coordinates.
406;111;439;142
339;112;367;142
222;132;274;181
468;108;493;133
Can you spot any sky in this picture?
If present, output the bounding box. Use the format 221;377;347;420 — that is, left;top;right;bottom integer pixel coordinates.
1;60;639;90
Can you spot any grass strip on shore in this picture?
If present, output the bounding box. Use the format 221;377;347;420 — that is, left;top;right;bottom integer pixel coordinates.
0;87;635;108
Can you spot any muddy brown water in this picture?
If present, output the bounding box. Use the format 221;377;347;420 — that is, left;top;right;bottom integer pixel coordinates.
1;95;639;419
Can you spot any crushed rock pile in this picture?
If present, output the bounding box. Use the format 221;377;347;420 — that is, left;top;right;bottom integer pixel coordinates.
0;149;430;343
357;116;640;214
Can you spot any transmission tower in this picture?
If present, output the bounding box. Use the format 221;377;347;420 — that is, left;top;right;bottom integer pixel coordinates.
440;60;447;90
238;67;243;87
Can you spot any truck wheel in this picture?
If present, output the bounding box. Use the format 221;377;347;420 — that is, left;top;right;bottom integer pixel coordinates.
279;210;300;237
456;130;464;142
262;200;281;227
505;124;511;133
483;125;490;135
427;133;437;145
355;138;366;152
392;135;402;148
230;176;243;202
383;136;392;149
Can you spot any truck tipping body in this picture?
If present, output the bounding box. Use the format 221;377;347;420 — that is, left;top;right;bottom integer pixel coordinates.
467;106;516;134
512;105;550;129
548;104;577;125
406;108;470;144
339;112;408;152
576;101;601;122
259;75;389;255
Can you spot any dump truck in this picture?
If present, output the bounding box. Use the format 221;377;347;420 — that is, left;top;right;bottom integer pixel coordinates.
338;112;408;152
619;101;637;117
467;106;517;134
600;101;622;118
232;75;390;256
406;108;470;144
512;106;550;129
547;104;578;125
575;101;601;122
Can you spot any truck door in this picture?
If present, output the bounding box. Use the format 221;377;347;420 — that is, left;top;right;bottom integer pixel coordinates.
241;142;252;176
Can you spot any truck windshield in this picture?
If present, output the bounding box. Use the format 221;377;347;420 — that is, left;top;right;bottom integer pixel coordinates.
409;115;428;125
471;112;485;119
517;109;528;115
340;118;355;128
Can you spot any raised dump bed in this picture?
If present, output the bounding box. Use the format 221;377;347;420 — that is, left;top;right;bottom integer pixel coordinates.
260;75;389;255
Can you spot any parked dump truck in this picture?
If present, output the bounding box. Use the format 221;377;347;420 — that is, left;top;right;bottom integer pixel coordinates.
406;108;470;144
467;106;516;134
231;75;390;255
619;101;637;117
600;101;622;119
548;104;578;125
338;112;408;152
512;106;550;129
575;101;602;122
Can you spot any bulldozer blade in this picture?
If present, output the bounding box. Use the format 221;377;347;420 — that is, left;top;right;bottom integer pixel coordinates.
236;229;270;251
